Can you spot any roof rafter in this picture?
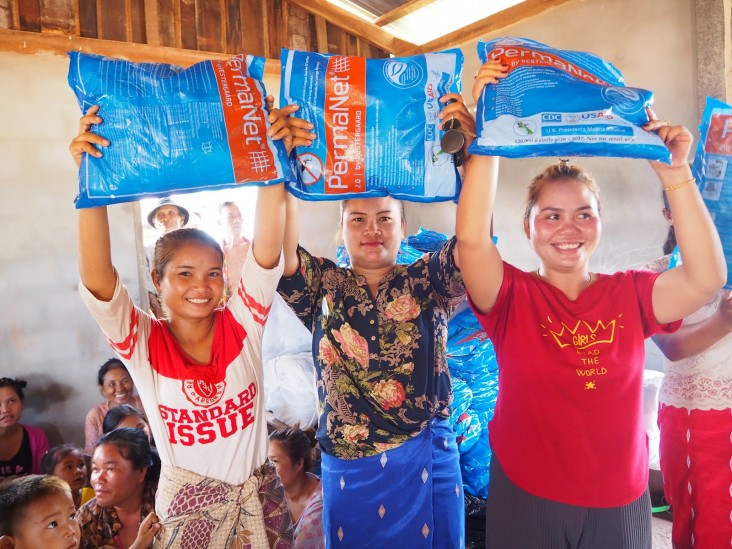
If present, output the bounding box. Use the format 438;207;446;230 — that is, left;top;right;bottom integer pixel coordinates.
395;0;576;56
288;0;415;54
373;0;437;27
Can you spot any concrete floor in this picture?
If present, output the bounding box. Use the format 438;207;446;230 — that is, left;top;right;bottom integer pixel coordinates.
652;516;673;548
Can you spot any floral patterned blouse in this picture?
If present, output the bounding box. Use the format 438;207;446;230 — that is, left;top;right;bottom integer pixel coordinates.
277;237;465;459
77;481;156;549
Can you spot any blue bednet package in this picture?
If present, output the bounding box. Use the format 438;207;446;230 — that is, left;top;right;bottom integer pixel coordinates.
469;37;670;162
68;51;293;208
280;48;464;202
691;97;732;288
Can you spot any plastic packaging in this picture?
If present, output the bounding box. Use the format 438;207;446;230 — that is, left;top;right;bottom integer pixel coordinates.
280;48;464;202
691;97;732;288
469;37;670;162
68;51;293;208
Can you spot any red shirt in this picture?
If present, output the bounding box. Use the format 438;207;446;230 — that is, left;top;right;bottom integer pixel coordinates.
470;263;680;507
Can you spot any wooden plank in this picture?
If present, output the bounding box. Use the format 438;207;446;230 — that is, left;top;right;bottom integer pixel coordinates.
143;0;160;46
224;0;241;54
236;0;265;56
130;0;145;43
97;0;128;42
264;0;284;58
288;0;414;54
17;0;40;32
178;0;196;50
396;0;577;56
39;0;75;34
286;1;310;51
325;20;340;55
77;0;96;38
314;13;327;53
195;0;223;52
0;28;281;75
153;0;175;47
373;0;436;27
0;0;12;29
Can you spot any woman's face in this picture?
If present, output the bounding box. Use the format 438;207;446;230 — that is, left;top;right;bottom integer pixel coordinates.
524;178;601;274
100;367;134;406
268;440;302;491
10;491;79;549
115;414;152;443
155;241;224;321
0;386;23;429
52;450;88;492
90;444;146;509
341;197;404;272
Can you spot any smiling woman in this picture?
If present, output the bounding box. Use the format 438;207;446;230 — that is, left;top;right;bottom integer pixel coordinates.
67;99;314;546
456;59;726;548
84;359;145;456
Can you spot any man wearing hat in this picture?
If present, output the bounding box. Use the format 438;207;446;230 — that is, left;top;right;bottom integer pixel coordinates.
145;197;189;317
147;197;189;234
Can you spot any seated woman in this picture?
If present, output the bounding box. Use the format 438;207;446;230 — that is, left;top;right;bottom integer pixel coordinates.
269;427;324;549
102;404;153;445
77;428;160;549
84;358;144;455
0;377;49;481
42;443;94;508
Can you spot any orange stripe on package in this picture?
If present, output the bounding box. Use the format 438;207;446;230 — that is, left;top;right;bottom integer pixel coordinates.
68;52;293;208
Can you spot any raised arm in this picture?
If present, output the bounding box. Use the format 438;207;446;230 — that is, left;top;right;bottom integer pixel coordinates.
439;91;478;269
252;101;314;271
282;192;301;277
455;61;506;314
69;105;116;301
647;114;726;324
653;290;732;360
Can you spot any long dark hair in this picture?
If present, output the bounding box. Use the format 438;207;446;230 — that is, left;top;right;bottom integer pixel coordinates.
96;358;127;386
95;428;160;484
269;427;317;472
0;377;27;400
102;404;148;434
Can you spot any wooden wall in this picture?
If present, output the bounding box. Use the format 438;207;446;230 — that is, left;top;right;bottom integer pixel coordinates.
0;0;389;58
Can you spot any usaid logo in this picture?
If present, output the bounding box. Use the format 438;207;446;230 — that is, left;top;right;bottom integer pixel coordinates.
542;113;562;122
183;377;226;407
383;60;423;89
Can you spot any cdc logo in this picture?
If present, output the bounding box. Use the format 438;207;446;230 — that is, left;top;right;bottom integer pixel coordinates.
542;113;562;122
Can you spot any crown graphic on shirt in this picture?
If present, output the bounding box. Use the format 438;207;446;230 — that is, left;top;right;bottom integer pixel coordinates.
548;319;616;349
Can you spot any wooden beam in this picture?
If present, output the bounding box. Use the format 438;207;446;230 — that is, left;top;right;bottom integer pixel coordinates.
396;0;576;56
143;0;160;46
0;28;281;75
373;0;436;27
314;14;327;53
288;0;414;54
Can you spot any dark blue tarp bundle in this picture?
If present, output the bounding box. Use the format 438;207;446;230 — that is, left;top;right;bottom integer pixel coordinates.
447;306;499;498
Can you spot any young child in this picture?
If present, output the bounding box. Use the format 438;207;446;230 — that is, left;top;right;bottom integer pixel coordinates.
0;474;80;549
42;444;94;508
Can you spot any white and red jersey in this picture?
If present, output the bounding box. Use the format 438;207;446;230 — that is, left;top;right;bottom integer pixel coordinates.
80;254;283;485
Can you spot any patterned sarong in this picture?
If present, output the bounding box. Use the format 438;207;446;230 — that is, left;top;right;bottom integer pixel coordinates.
154;463;293;548
321;418;464;548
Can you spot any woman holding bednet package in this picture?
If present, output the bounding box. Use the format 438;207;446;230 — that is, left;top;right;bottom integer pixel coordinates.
456;60;726;548
69;101;314;548
277;94;474;548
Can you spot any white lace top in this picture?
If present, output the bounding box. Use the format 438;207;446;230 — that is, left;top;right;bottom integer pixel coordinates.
659;291;732;410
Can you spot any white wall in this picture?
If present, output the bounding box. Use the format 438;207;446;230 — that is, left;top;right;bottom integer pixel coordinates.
0;0;702;444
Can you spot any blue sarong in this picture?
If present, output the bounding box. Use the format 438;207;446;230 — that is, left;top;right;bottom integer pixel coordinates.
321;418;464;548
